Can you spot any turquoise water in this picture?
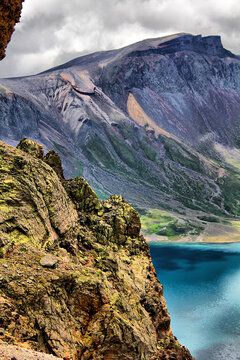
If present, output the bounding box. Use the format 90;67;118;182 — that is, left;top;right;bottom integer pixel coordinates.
150;242;240;360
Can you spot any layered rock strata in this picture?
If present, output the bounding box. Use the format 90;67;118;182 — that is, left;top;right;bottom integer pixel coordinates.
1;34;240;215
0;139;193;360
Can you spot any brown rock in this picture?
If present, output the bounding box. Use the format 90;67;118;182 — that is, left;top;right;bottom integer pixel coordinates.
43;150;64;179
64;177;103;215
0;139;194;360
0;0;24;60
17;138;44;159
40;255;58;268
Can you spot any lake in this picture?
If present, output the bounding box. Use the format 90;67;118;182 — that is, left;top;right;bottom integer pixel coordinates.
150;242;240;360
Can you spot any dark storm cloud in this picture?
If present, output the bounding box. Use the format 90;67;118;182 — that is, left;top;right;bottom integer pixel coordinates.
0;0;239;78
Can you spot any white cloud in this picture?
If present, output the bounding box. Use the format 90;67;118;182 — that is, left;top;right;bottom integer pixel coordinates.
0;0;240;78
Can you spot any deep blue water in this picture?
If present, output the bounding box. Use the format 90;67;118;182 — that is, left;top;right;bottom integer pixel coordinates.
150;242;240;360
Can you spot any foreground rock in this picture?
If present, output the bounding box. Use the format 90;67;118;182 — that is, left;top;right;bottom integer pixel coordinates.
0;0;24;59
0;139;193;360
0;340;63;360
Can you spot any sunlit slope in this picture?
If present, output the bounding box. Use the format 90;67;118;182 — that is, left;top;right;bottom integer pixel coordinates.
1;34;240;215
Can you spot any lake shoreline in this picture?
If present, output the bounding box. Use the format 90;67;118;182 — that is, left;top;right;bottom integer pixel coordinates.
146;235;240;244
143;220;240;243
150;241;240;360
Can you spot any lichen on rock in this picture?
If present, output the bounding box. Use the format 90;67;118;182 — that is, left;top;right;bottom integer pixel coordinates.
0;138;193;360
43;150;64;179
64;176;103;215
0;0;24;60
17;137;44;159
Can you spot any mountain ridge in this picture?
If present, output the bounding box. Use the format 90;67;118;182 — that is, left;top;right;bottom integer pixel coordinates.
39;33;238;76
1;33;240;221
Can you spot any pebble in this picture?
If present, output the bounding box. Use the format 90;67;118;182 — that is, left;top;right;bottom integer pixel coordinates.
40;255;58;269
2;264;8;269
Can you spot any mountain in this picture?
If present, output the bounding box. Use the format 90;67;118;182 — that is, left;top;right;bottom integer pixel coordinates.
0;138;193;360
1;33;240;217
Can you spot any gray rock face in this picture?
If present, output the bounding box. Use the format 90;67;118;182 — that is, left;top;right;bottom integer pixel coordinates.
1;33;240;215
40;255;58;268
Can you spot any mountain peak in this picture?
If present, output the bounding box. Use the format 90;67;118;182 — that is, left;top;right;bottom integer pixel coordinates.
160;33;224;54
125;33;234;58
39;33;236;75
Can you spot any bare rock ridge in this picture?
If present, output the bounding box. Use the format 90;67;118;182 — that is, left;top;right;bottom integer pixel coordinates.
126;34;236;58
0;0;24;60
1;33;240;216
0;138;193;360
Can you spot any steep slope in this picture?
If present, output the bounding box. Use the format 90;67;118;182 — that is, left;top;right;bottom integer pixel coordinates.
0;138;193;360
1;34;240;216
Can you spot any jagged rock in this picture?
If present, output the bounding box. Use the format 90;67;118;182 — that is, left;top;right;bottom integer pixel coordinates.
0;140;78;253
0;0;24;60
40;254;58;268
0;139;193;360
99;195;142;245
64;177;103;215
150;336;193;360
17;138;44;159
43;150;64;179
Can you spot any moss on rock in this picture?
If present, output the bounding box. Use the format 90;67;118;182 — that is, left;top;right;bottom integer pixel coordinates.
0;139;193;360
43;149;64;179
17;138;44;159
0;0;24;60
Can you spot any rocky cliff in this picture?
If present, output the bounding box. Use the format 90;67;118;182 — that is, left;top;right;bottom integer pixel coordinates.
0;138;193;360
0;0;24;60
1;34;240;217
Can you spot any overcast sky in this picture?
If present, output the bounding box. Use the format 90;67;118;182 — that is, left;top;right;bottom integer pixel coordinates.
0;0;240;78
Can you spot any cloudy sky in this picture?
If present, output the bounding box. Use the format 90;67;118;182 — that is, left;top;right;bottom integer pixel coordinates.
0;0;240;78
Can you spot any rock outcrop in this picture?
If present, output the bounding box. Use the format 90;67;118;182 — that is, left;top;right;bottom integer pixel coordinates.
0;0;24;59
0;139;193;360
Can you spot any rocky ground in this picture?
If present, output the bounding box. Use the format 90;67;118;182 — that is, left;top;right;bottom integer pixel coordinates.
0;339;63;360
0;139;193;360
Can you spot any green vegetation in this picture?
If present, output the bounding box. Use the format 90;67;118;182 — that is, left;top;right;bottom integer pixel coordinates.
141;209;203;238
53;141;71;157
197;215;221;223
139;137;157;161
218;172;240;216
83;133;117;170
72;159;84;177
92;184;109;200
108;131;137;169
78;121;240;218
163;137;202;172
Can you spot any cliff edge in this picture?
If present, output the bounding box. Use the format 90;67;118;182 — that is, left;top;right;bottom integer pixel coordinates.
0;0;24;60
0;139;193;360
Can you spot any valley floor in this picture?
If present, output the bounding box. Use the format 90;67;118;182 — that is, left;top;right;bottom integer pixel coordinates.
144;221;240;243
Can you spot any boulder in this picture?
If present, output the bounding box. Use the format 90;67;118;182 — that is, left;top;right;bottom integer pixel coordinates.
17;138;44;159
40;255;58;268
